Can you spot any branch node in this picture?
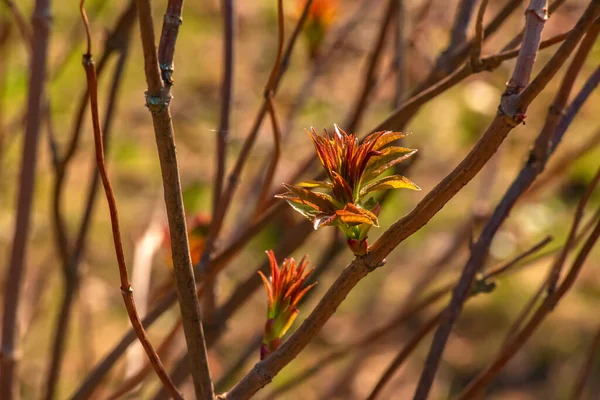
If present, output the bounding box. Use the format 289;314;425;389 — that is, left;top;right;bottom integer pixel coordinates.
120;285;133;295
144;89;172;115
470;273;497;296
164;13;183;26
526;6;548;22
160;63;175;86
82;53;94;67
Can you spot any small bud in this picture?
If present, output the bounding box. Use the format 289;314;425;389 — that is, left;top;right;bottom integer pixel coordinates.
258;251;317;359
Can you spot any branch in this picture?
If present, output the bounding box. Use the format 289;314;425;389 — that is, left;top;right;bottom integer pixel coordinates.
469;0;489;67
213;0;235;220
79;2;182;398
344;0;396;133
135;0;215;398
44;6;136;398
0;0;50;397
456;202;600;398
221;3;600;399
412;7;600;397
571;320;600;400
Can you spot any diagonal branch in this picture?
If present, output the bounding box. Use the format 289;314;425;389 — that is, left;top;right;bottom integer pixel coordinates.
221;3;600;399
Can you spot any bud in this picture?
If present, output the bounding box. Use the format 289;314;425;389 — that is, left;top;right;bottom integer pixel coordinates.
258;250;316;359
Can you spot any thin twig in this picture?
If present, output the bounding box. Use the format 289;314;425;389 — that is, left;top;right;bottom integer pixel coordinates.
469;0;489;67
393;0;405;107
79;1;183;398
199;0;314;300
570;321;600;400
44;6;136;398
456;207;600;399
213;0;235;226
106;318;184;400
253;0;284;213
0;0;50;397
1;0;32;46
366;312;444;400
344;0;396;133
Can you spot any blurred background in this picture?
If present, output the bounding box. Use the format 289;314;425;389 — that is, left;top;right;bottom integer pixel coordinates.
1;0;600;399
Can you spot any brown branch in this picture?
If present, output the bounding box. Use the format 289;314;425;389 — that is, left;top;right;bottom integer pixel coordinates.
344;0;396;133
456;206;600;399
79;2;183;398
526;128;600;198
469;0;489;67
0;0;50;397
571;321;600;400
106;318;183;400
253;0;284;214
425;0;479;82
70;203;287;399
135;0;215;398
213;0;235;224
366;312;443;400
1;0;32;46
393;0;405;107
221;3;600;398
412;7;600;397
266;235;552;399
43;6;136;398
545;19;600;292
151;221;316;399
501;0;566;52
200;0;313;294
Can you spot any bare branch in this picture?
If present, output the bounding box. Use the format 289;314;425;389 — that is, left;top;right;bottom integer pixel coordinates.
0;0;50;397
135;0;215;397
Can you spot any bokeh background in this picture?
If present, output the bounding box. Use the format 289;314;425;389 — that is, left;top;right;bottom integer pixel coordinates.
1;0;600;398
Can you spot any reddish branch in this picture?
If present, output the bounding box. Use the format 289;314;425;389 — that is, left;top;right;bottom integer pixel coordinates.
44;5;136;399
0;0;51;398
79;2;182;399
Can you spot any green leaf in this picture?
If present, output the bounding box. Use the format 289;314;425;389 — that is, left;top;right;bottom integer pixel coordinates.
359;175;421;197
363;147;417;183
369;131;408;151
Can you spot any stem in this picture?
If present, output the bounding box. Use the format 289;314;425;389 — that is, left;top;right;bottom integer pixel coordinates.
0;0;50;397
135;0;215;398
44;8;135;397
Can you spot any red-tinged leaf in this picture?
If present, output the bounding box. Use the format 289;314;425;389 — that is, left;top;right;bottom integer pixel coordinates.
331;171;353;203
257;270;274;309
362;130;387;146
363;147;417;183
336;211;374;226
291;281;318;307
296;180;333;189
282;183;337;213
343;203;379;225
359;174;421;197
266;250;280;300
